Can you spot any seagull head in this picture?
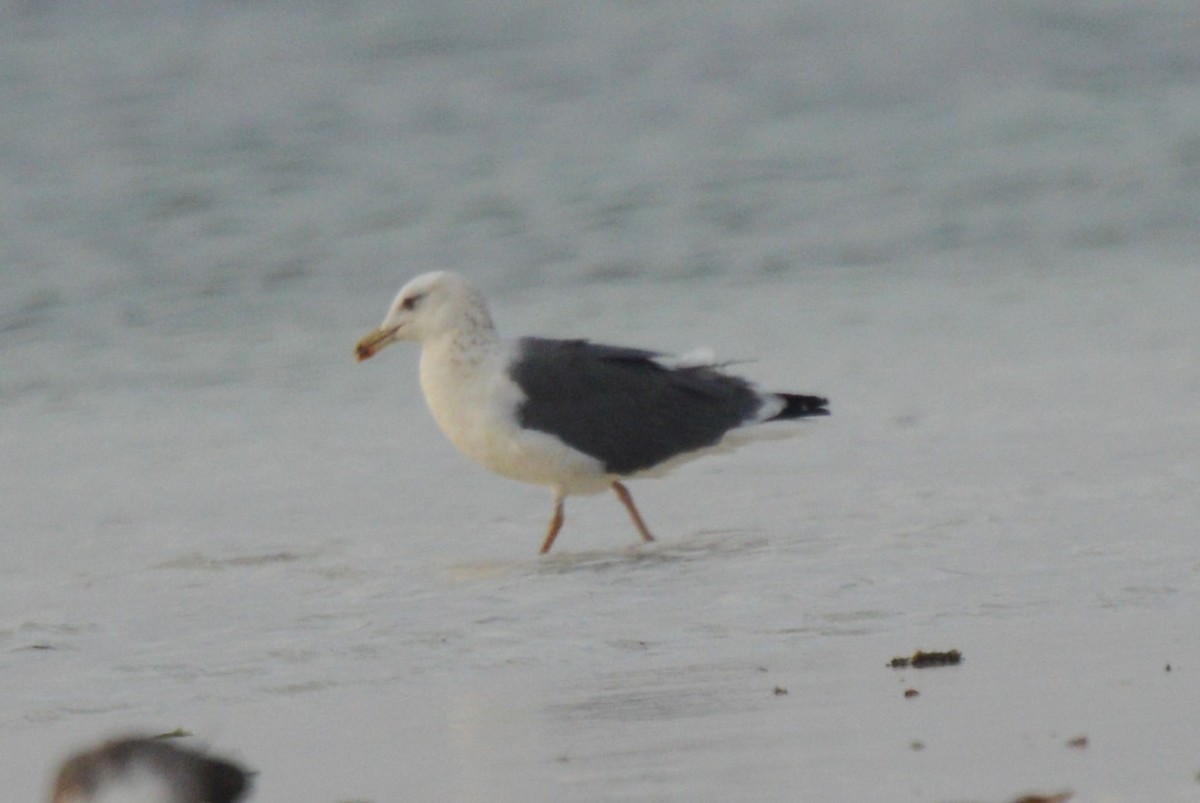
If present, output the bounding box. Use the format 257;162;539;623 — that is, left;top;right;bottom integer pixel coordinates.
355;271;493;361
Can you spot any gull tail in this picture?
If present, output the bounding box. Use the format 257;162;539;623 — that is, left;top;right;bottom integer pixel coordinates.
767;393;829;421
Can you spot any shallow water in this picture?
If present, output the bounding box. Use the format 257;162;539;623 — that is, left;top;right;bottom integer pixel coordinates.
3;2;1200;801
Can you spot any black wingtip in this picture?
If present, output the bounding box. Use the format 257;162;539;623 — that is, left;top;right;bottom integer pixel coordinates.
770;393;830;420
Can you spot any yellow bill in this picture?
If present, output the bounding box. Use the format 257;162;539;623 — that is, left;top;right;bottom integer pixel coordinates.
355;326;396;362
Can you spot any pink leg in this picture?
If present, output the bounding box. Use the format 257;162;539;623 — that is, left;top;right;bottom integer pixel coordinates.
539;496;565;554
611;480;655;543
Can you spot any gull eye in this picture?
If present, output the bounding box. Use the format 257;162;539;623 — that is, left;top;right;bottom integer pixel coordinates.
401;294;423;311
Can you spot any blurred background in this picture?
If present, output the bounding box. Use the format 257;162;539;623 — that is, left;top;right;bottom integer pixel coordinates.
4;1;1198;319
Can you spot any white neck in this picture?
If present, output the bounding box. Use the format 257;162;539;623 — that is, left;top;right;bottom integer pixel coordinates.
417;327;503;461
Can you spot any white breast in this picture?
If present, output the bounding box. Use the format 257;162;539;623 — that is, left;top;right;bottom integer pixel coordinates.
418;338;608;494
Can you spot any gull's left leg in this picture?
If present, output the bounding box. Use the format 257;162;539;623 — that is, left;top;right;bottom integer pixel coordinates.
611;480;655;543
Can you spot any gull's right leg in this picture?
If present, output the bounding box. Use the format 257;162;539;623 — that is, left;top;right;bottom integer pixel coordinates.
538;491;566;554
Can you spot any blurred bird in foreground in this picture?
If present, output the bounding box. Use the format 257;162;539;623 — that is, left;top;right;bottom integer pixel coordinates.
51;735;251;803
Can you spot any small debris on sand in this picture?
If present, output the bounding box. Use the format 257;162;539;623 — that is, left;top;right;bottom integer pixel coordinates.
1010;793;1072;803
153;728;193;740
1066;735;1088;749
773;686;789;696
888;649;962;668
903;688;919;698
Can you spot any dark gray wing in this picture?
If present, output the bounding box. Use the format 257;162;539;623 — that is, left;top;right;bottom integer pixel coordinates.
509;338;765;475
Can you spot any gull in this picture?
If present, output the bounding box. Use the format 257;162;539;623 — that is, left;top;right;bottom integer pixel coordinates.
356;271;828;554
51;735;250;803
